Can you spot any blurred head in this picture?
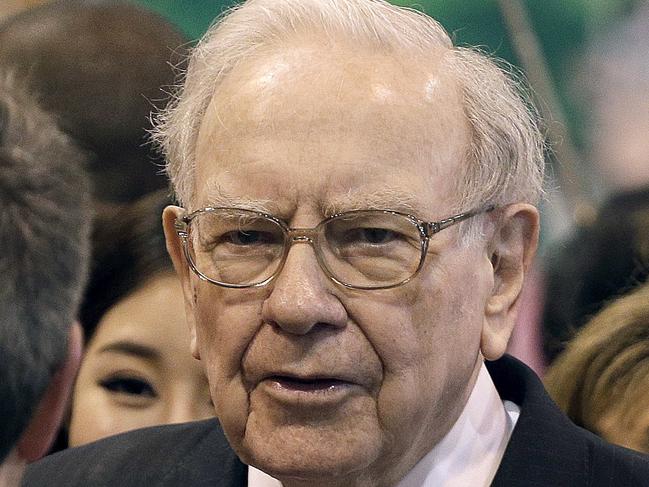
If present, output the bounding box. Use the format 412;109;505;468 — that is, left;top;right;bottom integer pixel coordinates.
542;190;649;362
545;283;649;453
0;0;188;205
543;4;649;362
155;1;543;484
578;3;649;194
0;71;90;484
67;190;213;448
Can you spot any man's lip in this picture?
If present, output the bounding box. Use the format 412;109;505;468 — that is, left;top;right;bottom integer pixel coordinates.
266;375;353;392
255;374;359;406
247;368;376;407
255;369;360;385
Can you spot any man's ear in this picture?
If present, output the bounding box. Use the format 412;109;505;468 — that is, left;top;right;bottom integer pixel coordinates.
162;205;200;360
16;322;82;462
481;203;539;361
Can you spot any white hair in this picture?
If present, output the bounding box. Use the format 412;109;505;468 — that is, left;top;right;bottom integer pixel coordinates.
152;0;545;232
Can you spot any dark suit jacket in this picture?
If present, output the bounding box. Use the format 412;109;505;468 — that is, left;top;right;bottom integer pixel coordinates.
23;355;649;486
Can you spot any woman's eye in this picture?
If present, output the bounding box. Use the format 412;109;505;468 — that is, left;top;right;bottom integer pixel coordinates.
99;377;157;398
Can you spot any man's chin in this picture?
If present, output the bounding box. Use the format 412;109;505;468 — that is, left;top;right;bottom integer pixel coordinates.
236;424;382;483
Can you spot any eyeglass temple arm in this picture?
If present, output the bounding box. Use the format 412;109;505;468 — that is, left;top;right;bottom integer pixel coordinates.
174;217;189;238
426;205;496;235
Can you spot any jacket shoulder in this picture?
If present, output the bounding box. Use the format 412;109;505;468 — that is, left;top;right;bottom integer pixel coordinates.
489;356;649;486
588;437;649;486
23;419;244;487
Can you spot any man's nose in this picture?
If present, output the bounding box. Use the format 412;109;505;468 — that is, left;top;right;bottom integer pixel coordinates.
261;243;347;335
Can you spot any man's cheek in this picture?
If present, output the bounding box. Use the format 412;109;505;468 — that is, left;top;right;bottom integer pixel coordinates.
199;336;251;439
211;376;251;447
194;292;262;434
194;290;261;364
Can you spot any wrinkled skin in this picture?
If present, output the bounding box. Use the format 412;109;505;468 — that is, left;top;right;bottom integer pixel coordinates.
164;42;538;487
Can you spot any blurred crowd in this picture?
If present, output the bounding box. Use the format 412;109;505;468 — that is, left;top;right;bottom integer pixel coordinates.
1;0;648;483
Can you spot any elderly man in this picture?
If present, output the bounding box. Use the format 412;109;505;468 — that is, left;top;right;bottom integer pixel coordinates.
0;72;90;486
25;1;649;486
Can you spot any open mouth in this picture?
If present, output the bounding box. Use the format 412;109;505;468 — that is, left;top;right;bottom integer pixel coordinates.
269;375;349;392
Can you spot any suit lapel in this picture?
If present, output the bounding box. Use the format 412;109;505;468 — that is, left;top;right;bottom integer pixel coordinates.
488;356;591;487
161;420;247;486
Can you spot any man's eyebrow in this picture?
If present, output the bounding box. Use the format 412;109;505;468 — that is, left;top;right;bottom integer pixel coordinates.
323;188;422;217
197;184;279;214
199;184;425;217
97;341;160;362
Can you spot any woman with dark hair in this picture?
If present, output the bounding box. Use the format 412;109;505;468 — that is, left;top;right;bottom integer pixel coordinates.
64;190;213;447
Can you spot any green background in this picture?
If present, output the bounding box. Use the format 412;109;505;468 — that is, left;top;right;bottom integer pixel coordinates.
129;0;640;149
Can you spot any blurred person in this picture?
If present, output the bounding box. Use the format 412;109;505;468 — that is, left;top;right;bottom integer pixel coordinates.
0;0;50;23
542;2;649;362
0;71;90;485
0;0;187;208
64;190;214;448
545;282;649;454
24;1;649;486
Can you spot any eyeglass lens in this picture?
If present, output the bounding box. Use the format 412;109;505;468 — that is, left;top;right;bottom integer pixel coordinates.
186;209;424;288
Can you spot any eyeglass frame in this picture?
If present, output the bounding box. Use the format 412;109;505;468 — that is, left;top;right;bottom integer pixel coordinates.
173;204;496;291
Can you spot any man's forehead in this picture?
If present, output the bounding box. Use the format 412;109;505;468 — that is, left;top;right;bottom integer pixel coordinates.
192;41;470;217
195;42;468;156
205;41;459;127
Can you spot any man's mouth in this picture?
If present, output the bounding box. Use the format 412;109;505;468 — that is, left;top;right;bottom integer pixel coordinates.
269;375;350;392
253;373;359;407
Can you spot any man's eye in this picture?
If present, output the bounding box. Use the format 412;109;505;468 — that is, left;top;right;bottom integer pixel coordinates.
224;230;276;245
99;377;157;397
360;228;397;244
345;227;400;245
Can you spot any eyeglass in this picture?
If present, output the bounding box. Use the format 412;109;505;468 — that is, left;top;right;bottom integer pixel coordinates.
174;205;494;290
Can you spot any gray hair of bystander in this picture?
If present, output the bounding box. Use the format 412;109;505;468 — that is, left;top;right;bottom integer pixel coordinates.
0;71;91;462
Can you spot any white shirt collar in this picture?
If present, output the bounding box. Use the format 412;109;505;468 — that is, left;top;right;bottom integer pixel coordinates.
394;362;519;487
248;362;519;487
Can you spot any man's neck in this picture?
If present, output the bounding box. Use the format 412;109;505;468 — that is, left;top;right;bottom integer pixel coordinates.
395;362;517;487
